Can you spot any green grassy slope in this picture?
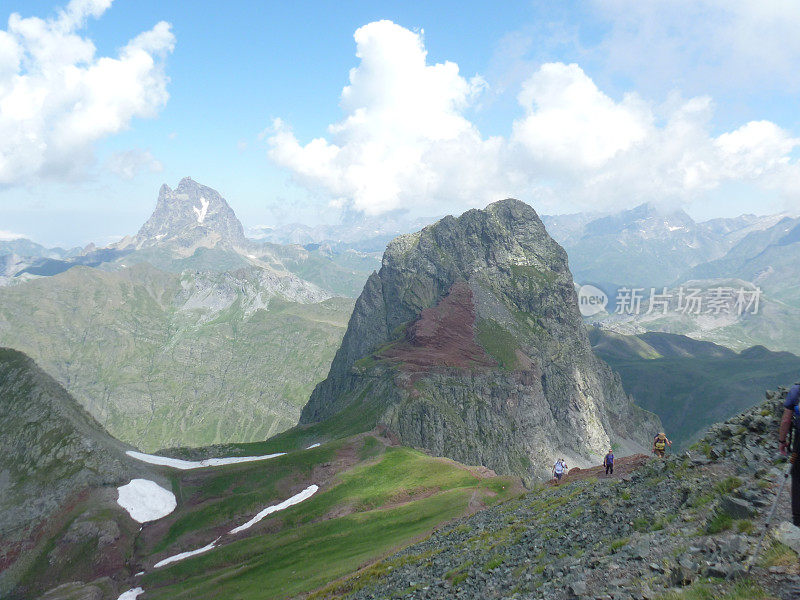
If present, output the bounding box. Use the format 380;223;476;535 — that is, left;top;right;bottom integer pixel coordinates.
128;436;519;600
590;329;800;448
0;264;354;451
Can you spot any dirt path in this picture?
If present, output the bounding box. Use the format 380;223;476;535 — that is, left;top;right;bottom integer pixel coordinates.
546;453;651;486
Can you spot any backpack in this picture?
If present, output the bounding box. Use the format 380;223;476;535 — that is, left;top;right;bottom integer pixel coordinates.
654;435;667;451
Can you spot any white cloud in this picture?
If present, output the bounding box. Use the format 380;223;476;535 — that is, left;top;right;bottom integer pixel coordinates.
592;0;800;95
0;230;26;241
268;20;507;216
0;0;174;186
268;20;800;217
107;148;163;180
512;63;651;170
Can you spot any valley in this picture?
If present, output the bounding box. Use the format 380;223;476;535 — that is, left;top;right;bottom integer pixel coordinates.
3;191;800;600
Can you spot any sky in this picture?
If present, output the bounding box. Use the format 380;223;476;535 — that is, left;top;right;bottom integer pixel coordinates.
1;0;800;247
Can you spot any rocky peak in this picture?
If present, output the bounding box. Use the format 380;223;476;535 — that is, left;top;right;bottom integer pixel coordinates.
131;178;247;253
302;198;660;482
0;349;140;544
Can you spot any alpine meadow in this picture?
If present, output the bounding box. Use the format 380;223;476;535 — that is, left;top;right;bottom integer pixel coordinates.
2;2;800;600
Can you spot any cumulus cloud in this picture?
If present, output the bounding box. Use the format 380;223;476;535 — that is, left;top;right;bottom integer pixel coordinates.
0;0;174;186
268;20;507;216
106;148;163;180
512;63;651;170
268;20;800;216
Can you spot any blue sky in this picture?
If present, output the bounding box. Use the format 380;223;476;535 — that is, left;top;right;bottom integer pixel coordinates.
1;0;800;247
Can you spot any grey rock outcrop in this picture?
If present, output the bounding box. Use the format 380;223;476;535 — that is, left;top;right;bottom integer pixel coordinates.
121;177;247;254
0;349;147;542
301;199;661;481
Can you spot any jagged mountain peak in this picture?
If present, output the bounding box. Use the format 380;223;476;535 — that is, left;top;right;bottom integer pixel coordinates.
302;199;660;482
128;178;247;254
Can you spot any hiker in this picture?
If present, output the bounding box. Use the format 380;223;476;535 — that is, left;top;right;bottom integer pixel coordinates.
553;458;567;484
604;449;614;475
653;432;671;458
779;383;800;526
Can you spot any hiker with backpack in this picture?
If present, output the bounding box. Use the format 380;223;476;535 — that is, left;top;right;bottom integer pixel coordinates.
553;458;567;484
779;383;800;525
604;449;614;475
653;432;671;458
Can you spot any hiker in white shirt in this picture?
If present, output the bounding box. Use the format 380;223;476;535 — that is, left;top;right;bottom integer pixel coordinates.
552;458;567;484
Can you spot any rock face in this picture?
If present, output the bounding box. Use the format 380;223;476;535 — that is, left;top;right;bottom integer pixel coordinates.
123;177;247;254
301;199;661;481
0;349;138;543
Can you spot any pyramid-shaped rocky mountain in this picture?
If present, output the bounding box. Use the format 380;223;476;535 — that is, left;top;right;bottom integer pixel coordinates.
122;177;247;253
301;199;660;481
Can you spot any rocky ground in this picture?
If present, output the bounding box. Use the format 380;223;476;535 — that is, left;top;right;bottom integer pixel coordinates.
316;387;800;600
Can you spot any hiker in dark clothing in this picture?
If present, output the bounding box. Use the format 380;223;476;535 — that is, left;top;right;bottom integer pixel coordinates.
604;449;614;475
779;383;800;526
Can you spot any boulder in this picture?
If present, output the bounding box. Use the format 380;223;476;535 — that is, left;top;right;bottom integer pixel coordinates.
775;521;800;555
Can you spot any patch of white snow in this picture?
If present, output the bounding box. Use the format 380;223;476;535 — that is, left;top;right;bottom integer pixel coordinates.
305;443;321;449
126;450;285;470
192;197;209;224
117;587;144;600
154;537;220;569
230;485;319;534
117;479;177;523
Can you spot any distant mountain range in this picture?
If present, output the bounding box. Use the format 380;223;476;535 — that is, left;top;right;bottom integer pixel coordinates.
589;328;800;448
541;203;800;354
0;179;358;451
542;203;797;291
3;185;798;450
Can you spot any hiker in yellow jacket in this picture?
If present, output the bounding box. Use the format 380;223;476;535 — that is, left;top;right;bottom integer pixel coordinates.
652;432;672;458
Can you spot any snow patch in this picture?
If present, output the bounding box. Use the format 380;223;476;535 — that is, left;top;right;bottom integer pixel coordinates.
154;537;220;569
117;479;177;523
230;485;319;534
305;443;320;449
193;197;209;224
117;587;144;600
126;450;285;470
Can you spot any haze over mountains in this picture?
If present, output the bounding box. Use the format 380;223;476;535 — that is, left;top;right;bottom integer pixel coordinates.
3;184;800;600
2;182;798;454
0;178;360;451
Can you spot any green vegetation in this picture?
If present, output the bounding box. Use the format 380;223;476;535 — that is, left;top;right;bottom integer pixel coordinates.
476;318;521;371
705;510;733;534
655;579;777;600
484;554;507;571
715;476;742;495
0;264;355;451
609;537;629;552
590;328;800;448
760;539;798;569
138;437;518;600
